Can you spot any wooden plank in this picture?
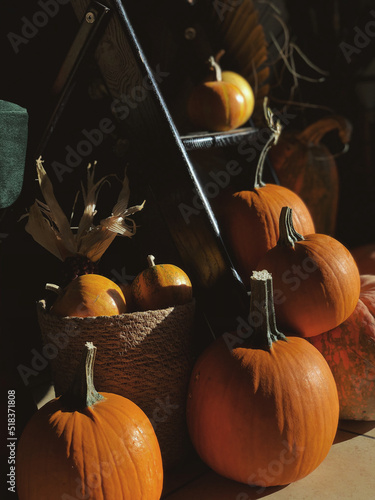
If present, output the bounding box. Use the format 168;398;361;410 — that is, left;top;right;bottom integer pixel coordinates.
162;430;375;499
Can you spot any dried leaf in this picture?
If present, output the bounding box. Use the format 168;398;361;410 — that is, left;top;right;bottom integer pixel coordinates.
36;157;76;254
77;226;117;262
76;162;110;242
25;202;66;261
23;157;144;264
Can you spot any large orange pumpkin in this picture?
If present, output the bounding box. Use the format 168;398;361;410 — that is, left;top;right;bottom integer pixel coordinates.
49;273;127;317
215;114;315;285
309;274;375;421
256;206;361;337
16;342;164;500
186;270;339;487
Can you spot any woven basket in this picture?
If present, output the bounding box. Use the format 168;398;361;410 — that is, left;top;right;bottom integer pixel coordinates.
37;299;196;470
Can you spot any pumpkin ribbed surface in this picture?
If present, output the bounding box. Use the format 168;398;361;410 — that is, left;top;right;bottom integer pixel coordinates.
219;185;315;284
187;81;247;132
132;260;192;311
50;274;127;317
187;335;339;486
256;207;360;337
16;394;163;500
258;232;360;337
309;274;375;420
187;271;339;487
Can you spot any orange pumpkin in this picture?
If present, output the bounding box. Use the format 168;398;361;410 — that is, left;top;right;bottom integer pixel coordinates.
215;111;315;285
187;56;249;132
256;206;361;337
308;274;375;421
131;255;193;311
186;270;339;487
16;342;163;500
49;273;127;317
268;115;352;235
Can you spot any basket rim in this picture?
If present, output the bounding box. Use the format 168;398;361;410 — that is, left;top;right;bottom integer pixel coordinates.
37;298;196;321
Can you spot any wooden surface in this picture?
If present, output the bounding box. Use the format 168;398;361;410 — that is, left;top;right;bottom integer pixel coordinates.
161;421;375;499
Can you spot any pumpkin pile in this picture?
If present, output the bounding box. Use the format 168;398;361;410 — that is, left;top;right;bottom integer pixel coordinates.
211;103;372;425
183;102;373;488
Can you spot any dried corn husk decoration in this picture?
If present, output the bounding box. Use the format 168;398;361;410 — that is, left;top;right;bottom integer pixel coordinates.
23;156;144;283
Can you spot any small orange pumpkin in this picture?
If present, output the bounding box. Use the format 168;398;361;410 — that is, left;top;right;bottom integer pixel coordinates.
16;342;163;500
256;206;361;337
187;56;249;132
49;273;127;317
186;270;339;487
131;255;193;311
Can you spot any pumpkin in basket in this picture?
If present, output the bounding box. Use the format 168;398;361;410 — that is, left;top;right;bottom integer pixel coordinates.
131;255;193;311
268;115;352;235
186;270;339;487
16;342;164;500
256;207;360;337
48;273;127;317
308;274;375;421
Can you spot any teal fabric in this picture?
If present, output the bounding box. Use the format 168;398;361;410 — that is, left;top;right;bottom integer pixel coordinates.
0;100;28;208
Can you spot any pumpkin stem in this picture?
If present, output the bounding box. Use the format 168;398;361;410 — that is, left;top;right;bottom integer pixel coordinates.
278;207;304;248
61;342;104;410
207;55;222;82
45;283;63;294
147;254;156;267
297;115;352;150
253;98;283;188
247;270;286;350
214;49;226;64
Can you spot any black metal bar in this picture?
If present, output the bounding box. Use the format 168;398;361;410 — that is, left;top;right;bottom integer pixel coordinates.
181;127;259;150
106;0;249;325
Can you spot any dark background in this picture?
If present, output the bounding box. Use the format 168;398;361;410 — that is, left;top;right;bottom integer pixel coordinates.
1;1;374;484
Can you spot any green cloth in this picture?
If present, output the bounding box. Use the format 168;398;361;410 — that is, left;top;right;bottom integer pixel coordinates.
0;100;28;208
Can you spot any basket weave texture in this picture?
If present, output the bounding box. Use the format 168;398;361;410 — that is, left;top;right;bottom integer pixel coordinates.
37;299;196;470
